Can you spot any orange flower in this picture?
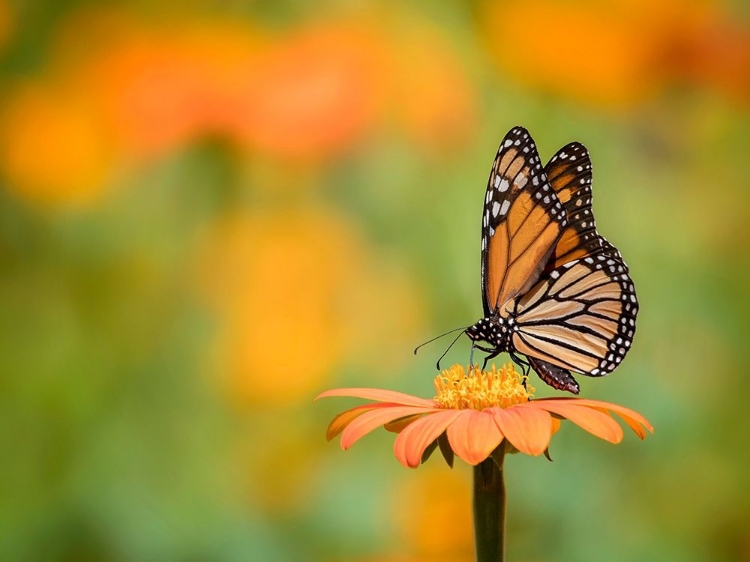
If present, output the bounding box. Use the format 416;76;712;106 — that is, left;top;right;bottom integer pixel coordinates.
319;364;652;468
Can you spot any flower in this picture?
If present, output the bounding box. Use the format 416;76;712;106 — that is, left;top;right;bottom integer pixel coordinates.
318;364;652;468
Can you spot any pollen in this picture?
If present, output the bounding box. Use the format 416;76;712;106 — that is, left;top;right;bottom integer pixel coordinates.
433;364;534;410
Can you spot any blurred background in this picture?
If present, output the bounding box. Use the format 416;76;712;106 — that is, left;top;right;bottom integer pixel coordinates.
0;1;748;561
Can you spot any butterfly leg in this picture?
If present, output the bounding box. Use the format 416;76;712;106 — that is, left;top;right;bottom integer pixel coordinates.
509;352;532;386
466;344;501;370
480;349;502;371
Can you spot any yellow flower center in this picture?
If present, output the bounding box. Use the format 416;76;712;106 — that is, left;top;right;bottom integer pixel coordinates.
433;363;534;409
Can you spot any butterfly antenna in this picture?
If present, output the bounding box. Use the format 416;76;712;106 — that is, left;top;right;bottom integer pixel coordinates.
435;329;467;371
413;325;470;356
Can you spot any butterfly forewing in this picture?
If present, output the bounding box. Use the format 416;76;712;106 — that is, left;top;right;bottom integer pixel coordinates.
512;254;638;376
543;142;605;270
481;127;568;317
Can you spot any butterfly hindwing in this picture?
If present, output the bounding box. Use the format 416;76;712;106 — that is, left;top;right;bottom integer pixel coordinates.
481;126;568;317
511;254;638;377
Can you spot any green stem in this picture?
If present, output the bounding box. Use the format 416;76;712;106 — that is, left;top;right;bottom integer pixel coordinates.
472;452;506;562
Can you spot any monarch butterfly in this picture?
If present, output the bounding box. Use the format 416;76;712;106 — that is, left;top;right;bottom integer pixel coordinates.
465;126;638;394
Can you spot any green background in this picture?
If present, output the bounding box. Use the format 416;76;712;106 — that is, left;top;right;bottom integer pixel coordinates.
0;1;748;561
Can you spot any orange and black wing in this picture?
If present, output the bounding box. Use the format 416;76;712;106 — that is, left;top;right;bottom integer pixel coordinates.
512;253;638;380
480;127;568;317
543;142;606;270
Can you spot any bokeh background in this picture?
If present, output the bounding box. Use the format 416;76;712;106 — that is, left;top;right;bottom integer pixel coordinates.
0;1;748;561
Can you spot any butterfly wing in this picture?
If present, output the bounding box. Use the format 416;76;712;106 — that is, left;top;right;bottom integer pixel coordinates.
481;127;568;317
511;254;638;377
542;142;606;270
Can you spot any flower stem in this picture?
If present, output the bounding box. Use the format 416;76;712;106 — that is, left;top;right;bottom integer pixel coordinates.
472;452;506;562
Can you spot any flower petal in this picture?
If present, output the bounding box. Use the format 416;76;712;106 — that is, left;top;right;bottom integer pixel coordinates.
384;414;422;433
340;406;436;450
491;405;553;456
327;403;404;441
550;417;561;435
535;398;653;439
326;405;371;441
529;401;624;444
394;409;464;468
315;387;436;407
446;409;505;465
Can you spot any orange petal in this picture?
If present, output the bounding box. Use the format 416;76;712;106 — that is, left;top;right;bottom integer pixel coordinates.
578;400;653;439
491;405;553;456
536;398;653;439
394;409;464;468
316;387;436;407
326;405;371;441
384;414;423;433
551;417;562;435
327;403;403;441
446;409;504;465
529;402;624;444
340;405;436;450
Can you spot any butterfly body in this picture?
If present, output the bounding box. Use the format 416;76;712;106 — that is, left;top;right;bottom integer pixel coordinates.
466;314;516;353
469;126;638;394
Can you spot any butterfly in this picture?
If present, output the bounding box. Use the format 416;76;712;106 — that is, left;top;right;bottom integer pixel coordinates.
465;126;638;394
